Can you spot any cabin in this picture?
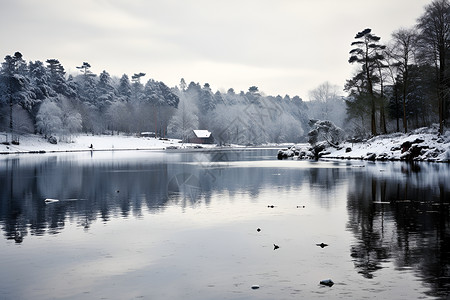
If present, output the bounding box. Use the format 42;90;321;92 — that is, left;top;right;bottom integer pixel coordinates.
188;130;214;144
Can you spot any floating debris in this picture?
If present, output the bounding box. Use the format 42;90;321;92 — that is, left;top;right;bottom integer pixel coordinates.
273;244;280;250
267;205;276;208
316;243;329;248
14;232;23;243
44;198;59;203
251;285;260;290
319;279;334;287
256;228;261;232
297;205;306;208
62;198;87;202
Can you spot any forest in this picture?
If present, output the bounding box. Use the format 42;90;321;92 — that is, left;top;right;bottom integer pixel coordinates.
0;0;449;145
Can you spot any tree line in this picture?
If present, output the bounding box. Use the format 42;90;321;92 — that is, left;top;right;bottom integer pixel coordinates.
1;53;340;145
346;0;450;136
2;0;447;145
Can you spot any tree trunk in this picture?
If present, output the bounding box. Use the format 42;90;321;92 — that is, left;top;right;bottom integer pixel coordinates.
377;63;387;134
371;100;376;136
439;61;445;134
395;88;400;132
9;98;13;132
380;103;387;134
402;75;408;133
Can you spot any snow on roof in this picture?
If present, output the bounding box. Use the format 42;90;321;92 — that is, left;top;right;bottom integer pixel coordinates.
193;130;211;138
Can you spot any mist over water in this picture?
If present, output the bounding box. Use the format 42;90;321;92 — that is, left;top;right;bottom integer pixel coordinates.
0;149;449;299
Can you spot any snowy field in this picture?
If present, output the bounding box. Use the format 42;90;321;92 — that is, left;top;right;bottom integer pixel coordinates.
0;133;214;154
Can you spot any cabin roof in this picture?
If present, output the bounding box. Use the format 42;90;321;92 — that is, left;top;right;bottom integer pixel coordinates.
193;130;212;138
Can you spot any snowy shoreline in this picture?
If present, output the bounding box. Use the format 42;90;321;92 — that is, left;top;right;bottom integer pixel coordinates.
0;132;273;156
0;133;206;155
281;126;450;163
1;127;450;163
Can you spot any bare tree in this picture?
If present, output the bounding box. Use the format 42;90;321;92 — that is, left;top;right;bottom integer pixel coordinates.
389;27;418;133
416;0;450;134
308;81;346;129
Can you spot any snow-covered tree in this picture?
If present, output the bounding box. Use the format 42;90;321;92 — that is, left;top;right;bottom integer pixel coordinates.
308;119;346;147
46;59;74;97
168;93;198;141
96;70;116;111
35;100;63;138
59;97;82;142
0;52;35;136
28;60;54;101
105;100;133;134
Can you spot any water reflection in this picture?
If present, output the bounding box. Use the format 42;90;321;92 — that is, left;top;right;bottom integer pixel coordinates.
346;162;450;298
1;151;450;299
0;150;346;242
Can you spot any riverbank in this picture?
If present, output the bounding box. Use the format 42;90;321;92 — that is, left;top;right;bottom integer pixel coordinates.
321;126;450;162
2;126;450;162
0;133;215;155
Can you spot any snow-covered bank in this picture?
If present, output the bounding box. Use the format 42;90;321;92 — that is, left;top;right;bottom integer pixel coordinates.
277;126;450;163
321;127;450;162
0;133;214;155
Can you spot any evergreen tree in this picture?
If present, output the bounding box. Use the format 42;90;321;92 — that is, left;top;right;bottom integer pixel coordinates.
96;70;116;111
0;52;34;136
117;74;132;101
199;83;215;113
131;72;145;103
45;59;71;97
348;28;386;136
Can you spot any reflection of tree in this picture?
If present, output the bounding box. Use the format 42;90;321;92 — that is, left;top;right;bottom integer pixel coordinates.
346;166;450;298
308;163;346;206
347;177;391;278
1;150;354;244
0;156;173;242
0;149;316;243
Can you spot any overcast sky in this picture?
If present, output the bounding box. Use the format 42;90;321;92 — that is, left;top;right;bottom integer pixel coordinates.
0;0;431;99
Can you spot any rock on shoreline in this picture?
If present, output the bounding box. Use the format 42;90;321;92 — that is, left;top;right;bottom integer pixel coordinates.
279;126;450;163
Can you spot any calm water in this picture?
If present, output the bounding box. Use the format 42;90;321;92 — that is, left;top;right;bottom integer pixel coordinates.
0;149;449;300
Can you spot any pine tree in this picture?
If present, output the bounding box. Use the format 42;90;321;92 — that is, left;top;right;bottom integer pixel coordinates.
96;70;116;111
348;29;386;136
118;74;132;101
46;59;72;97
0;52;34;136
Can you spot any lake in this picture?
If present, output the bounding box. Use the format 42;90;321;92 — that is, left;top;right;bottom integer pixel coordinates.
0;148;449;299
